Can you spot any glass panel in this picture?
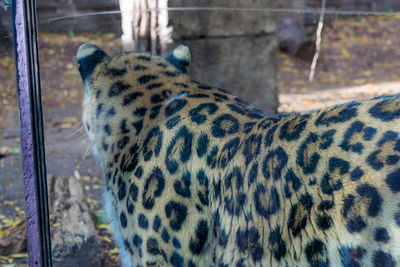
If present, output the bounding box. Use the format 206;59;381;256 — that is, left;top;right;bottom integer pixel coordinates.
0;1;27;265
32;1;400;266
278;2;400;112
38;2;122;266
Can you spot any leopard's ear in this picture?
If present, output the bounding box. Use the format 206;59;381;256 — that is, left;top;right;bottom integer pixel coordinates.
165;45;191;73
77;43;108;81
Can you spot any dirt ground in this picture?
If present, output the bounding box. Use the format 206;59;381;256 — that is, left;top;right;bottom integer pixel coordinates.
1;15;400;265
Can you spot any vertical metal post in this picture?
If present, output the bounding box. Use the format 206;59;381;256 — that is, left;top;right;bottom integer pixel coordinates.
11;0;52;266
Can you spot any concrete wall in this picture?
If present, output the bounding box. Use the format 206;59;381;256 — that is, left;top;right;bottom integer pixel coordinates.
167;0;278;114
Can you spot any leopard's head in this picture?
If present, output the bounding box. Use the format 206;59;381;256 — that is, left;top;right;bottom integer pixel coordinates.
76;43;191;170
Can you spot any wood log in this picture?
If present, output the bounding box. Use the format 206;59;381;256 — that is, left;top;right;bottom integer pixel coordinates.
48;175;100;267
0;221;27;256
277;16;316;61
0;175;100;266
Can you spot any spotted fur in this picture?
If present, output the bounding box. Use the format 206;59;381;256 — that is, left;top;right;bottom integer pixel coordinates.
77;43;400;267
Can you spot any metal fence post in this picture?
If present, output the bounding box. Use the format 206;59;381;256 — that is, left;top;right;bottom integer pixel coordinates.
11;0;52;266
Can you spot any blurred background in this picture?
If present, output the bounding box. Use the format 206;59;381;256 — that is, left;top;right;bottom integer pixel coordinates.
0;0;400;265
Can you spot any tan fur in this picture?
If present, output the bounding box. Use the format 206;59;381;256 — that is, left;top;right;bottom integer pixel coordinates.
78;44;400;267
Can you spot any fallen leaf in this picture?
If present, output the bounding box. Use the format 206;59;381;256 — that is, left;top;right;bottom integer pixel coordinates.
74;170;81;180
0;147;20;158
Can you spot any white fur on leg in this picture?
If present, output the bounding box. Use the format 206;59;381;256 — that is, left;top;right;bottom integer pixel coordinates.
103;189;133;267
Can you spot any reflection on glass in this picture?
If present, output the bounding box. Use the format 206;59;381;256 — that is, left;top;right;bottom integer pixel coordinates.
2;0;399;265
0;2;27;266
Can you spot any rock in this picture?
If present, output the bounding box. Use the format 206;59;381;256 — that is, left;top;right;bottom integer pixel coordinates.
48;175;100;267
167;34;278;114
277;17;315;61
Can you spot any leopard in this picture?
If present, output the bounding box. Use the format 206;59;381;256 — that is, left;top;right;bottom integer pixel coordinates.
76;43;400;267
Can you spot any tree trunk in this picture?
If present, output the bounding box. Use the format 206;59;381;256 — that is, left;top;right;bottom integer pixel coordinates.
119;0;168;53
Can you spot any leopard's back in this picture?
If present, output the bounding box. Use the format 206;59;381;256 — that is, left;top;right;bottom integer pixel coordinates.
77;43;400;267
